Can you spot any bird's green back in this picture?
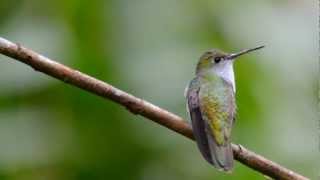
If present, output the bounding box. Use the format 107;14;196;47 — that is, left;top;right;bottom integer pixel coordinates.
198;72;235;145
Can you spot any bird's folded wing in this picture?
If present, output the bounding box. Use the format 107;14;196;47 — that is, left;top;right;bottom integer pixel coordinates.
186;78;213;164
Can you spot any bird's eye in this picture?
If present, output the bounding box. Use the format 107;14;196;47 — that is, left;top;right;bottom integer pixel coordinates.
214;57;221;63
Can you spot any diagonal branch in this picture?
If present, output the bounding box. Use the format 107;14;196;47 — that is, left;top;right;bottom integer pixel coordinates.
0;37;308;180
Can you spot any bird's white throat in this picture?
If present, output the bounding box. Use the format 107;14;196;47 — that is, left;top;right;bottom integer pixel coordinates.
212;61;236;92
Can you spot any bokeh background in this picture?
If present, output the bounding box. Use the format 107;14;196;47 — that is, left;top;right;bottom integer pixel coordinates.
0;0;318;179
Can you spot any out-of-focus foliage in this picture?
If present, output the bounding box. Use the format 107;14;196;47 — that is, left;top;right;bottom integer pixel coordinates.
0;0;317;179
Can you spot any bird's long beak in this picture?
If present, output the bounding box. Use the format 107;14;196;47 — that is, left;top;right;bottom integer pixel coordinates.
226;45;265;60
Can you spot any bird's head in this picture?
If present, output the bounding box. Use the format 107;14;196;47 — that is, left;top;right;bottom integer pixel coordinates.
196;46;265;75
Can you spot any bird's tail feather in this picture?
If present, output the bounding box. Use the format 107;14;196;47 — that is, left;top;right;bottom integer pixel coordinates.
207;135;233;172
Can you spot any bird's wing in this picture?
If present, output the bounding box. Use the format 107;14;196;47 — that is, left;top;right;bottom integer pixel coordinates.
186;77;213;164
198;78;235;171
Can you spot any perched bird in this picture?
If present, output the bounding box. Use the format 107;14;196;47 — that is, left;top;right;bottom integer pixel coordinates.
186;46;264;172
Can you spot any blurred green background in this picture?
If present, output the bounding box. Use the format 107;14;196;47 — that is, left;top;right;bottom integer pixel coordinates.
0;0;318;179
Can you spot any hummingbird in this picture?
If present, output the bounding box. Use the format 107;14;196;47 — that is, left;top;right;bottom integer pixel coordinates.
186;46;264;172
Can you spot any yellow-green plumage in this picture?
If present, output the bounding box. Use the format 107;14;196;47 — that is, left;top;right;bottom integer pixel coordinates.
199;73;234;146
186;46;263;172
186;49;236;172
187;72;235;171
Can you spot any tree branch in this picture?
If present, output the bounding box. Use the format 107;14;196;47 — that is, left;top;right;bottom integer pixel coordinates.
0;37;308;180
